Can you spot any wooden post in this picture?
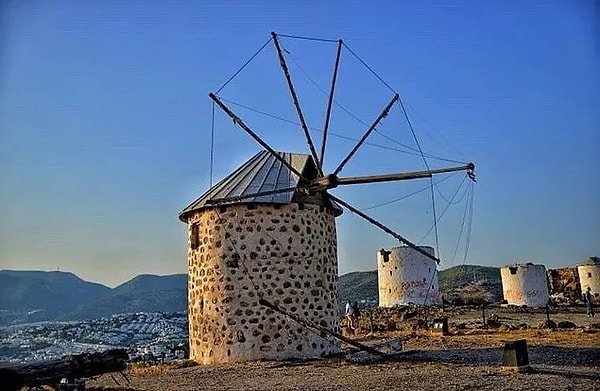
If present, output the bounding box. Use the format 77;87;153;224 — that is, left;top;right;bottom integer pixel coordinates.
482;304;487;329
432;318;449;336
501;339;530;373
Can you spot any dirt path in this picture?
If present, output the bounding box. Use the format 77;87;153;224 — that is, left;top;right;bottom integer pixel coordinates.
89;327;600;391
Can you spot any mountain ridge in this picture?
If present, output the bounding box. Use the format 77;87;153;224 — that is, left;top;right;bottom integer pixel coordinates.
0;270;187;325
0;266;500;325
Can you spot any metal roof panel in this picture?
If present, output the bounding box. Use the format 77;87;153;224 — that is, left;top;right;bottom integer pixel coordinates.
179;151;313;221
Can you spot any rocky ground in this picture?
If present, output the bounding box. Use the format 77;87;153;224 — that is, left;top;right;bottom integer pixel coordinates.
87;306;600;391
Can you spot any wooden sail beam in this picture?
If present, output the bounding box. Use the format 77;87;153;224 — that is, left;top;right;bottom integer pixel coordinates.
308;163;475;192
320;39;343;171
271;31;323;177
258;298;388;358
332;94;399;176
209;93;308;181
328;193;443;264
208;163;475;203
336;163;476;186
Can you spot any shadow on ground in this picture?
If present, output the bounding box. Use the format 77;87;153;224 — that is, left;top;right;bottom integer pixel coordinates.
406;345;598;366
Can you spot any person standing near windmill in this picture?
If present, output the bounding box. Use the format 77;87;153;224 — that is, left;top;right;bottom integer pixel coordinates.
352;300;361;329
584;287;595;317
345;300;356;329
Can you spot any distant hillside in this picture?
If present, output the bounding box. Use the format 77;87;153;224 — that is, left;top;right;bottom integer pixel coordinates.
1;265;502;326
113;274;186;295
338;265;502;305
0;270;112;323
438;265;501;292
338;271;378;305
66;274;187;320
0;271;186;325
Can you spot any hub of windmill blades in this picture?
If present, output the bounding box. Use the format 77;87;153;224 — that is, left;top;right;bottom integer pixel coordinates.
308;174;340;193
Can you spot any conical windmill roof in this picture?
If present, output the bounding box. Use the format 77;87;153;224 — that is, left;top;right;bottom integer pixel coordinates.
179;151;340;222
579;256;600;266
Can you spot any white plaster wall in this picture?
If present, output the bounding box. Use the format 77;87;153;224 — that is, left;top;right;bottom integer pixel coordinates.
186;203;340;364
377;246;439;306
577;265;600;295
500;264;549;307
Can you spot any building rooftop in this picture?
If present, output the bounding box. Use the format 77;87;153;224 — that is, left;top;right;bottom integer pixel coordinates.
179;151;341;222
579;257;600;266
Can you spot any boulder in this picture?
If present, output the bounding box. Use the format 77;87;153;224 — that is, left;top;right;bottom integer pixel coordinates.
556;321;577;329
537;320;557;329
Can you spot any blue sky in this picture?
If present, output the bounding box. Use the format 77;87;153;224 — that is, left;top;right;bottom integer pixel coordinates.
1;1;598;287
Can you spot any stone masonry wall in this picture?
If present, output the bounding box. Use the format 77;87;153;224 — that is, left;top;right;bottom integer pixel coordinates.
578;264;600;296
186;203;340;364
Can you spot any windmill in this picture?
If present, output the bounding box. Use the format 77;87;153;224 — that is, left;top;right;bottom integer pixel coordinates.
179;32;476;364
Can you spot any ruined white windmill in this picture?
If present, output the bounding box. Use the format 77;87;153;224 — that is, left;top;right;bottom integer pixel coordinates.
179;32;476;364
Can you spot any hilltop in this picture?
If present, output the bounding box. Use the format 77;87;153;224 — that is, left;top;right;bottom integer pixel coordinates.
0;265;501;326
0;270;112;324
0;270;186;325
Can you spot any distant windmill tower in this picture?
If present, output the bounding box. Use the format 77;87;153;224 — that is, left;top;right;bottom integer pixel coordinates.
179;32;476;364
500;263;549;307
377;246;440;307
577;257;600;296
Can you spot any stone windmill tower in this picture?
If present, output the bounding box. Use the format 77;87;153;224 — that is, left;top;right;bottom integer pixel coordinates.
180;32;476;364
179;151;342;363
500;263;549;307
377;246;440;307
577;257;600;296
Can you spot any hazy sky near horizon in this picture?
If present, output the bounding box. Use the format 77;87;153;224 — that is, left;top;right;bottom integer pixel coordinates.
1;1;599;287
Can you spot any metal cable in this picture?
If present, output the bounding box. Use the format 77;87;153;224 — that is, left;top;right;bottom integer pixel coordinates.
397;99;441;256
373;129;467;165
219;97;462;163
462;182;475;264
418;174;469;244
361;172;457;211
210;102;215;188
215;37;273;94
451;182;472;266
403;101;469;161
341;42;396;94
394;103;470;209
277;33;339;43
421;264;440;324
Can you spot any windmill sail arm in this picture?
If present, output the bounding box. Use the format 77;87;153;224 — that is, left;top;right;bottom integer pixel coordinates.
332;94;399;176
271;32;323;177
336;163;476;186
337;171;431;185
209;93;307;181
328;194;442;264
307;163;475;192
319;39;344;171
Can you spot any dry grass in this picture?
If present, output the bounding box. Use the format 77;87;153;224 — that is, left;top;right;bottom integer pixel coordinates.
128;359;198;374
88;307;600;391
